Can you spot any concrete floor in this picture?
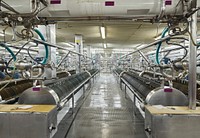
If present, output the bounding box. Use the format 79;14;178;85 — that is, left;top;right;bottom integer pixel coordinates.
66;72;147;138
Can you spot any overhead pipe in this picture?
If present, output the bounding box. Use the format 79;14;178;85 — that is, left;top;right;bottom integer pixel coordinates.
5;0;41;17
118;35;172;60
118;35;189;61
31;38;93;60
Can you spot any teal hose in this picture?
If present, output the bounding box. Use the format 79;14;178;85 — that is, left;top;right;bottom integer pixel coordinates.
0;43;16;61
34;29;49;64
156;27;169;65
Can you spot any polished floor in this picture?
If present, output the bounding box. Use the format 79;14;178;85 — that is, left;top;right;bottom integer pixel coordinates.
66;72;147;138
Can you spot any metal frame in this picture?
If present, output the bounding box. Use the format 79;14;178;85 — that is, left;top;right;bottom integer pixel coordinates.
113;70;145;116
31;38;92;60
59;70;99;110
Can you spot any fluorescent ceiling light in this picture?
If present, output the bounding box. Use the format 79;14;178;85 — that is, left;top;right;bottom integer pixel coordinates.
100;26;106;39
0;33;4;36
104;43;107;48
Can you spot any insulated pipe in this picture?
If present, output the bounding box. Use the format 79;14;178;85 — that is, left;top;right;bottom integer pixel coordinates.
8;0;41;17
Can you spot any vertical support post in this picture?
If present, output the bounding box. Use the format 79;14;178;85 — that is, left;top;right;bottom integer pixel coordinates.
188;11;197;110
133;94;136;115
72;93;75;114
87;46;91;69
120;79;122;90
75;34;83;73
125;85;127;99
120;79;121;89
83;85;86;98
90;79;92;89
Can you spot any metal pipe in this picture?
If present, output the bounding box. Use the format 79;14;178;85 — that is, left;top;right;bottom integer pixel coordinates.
0;2;19;14
138;50;151;65
57;51;70;68
157;0;166;21
8;45;38;52
145;46;188;56
188;10;197;110
0;78;25;85
31;38;92;60
118;35;172;60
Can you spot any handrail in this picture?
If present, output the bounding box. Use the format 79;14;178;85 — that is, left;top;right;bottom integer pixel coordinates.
120;77;144;103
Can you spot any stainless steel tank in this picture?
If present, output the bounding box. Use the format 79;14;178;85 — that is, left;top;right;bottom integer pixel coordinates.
145;87;188;106
115;69;188;106
18;69;98;105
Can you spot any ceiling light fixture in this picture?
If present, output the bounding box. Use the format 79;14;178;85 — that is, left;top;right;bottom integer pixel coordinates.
0;33;5;37
100;26;106;39
103;43;107;48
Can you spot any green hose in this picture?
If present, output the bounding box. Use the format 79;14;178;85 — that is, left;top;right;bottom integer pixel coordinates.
34;29;49;65
0;43;16;61
156;27;169;65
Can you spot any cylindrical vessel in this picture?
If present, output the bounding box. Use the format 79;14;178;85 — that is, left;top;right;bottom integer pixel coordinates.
115;69;188;106
18;69;98;105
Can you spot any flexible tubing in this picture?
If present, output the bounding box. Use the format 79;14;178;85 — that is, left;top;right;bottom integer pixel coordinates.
156;27;169;65
0;43;16;61
34;29;49;64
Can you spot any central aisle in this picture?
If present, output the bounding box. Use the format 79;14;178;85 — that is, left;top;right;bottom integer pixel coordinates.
66;73;146;138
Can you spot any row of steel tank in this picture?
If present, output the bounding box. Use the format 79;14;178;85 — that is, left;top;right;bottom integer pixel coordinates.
114;69;189;106
18;69;99;106
0;69;98;105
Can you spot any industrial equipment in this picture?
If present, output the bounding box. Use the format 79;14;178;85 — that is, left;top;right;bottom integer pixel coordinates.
18;69;98;108
0;0;199;138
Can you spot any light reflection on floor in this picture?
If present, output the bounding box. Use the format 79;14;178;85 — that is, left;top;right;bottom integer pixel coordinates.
66;73;147;138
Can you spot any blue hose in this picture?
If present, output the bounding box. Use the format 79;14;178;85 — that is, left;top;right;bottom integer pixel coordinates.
0;43;16;61
34;29;49;65
156;27;169;65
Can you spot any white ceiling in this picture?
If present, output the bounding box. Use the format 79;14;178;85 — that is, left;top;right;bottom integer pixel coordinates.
0;21;200;53
56;21;167;49
56;21;200;50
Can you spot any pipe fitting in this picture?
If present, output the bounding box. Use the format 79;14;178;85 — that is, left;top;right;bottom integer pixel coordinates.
15;60;32;70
